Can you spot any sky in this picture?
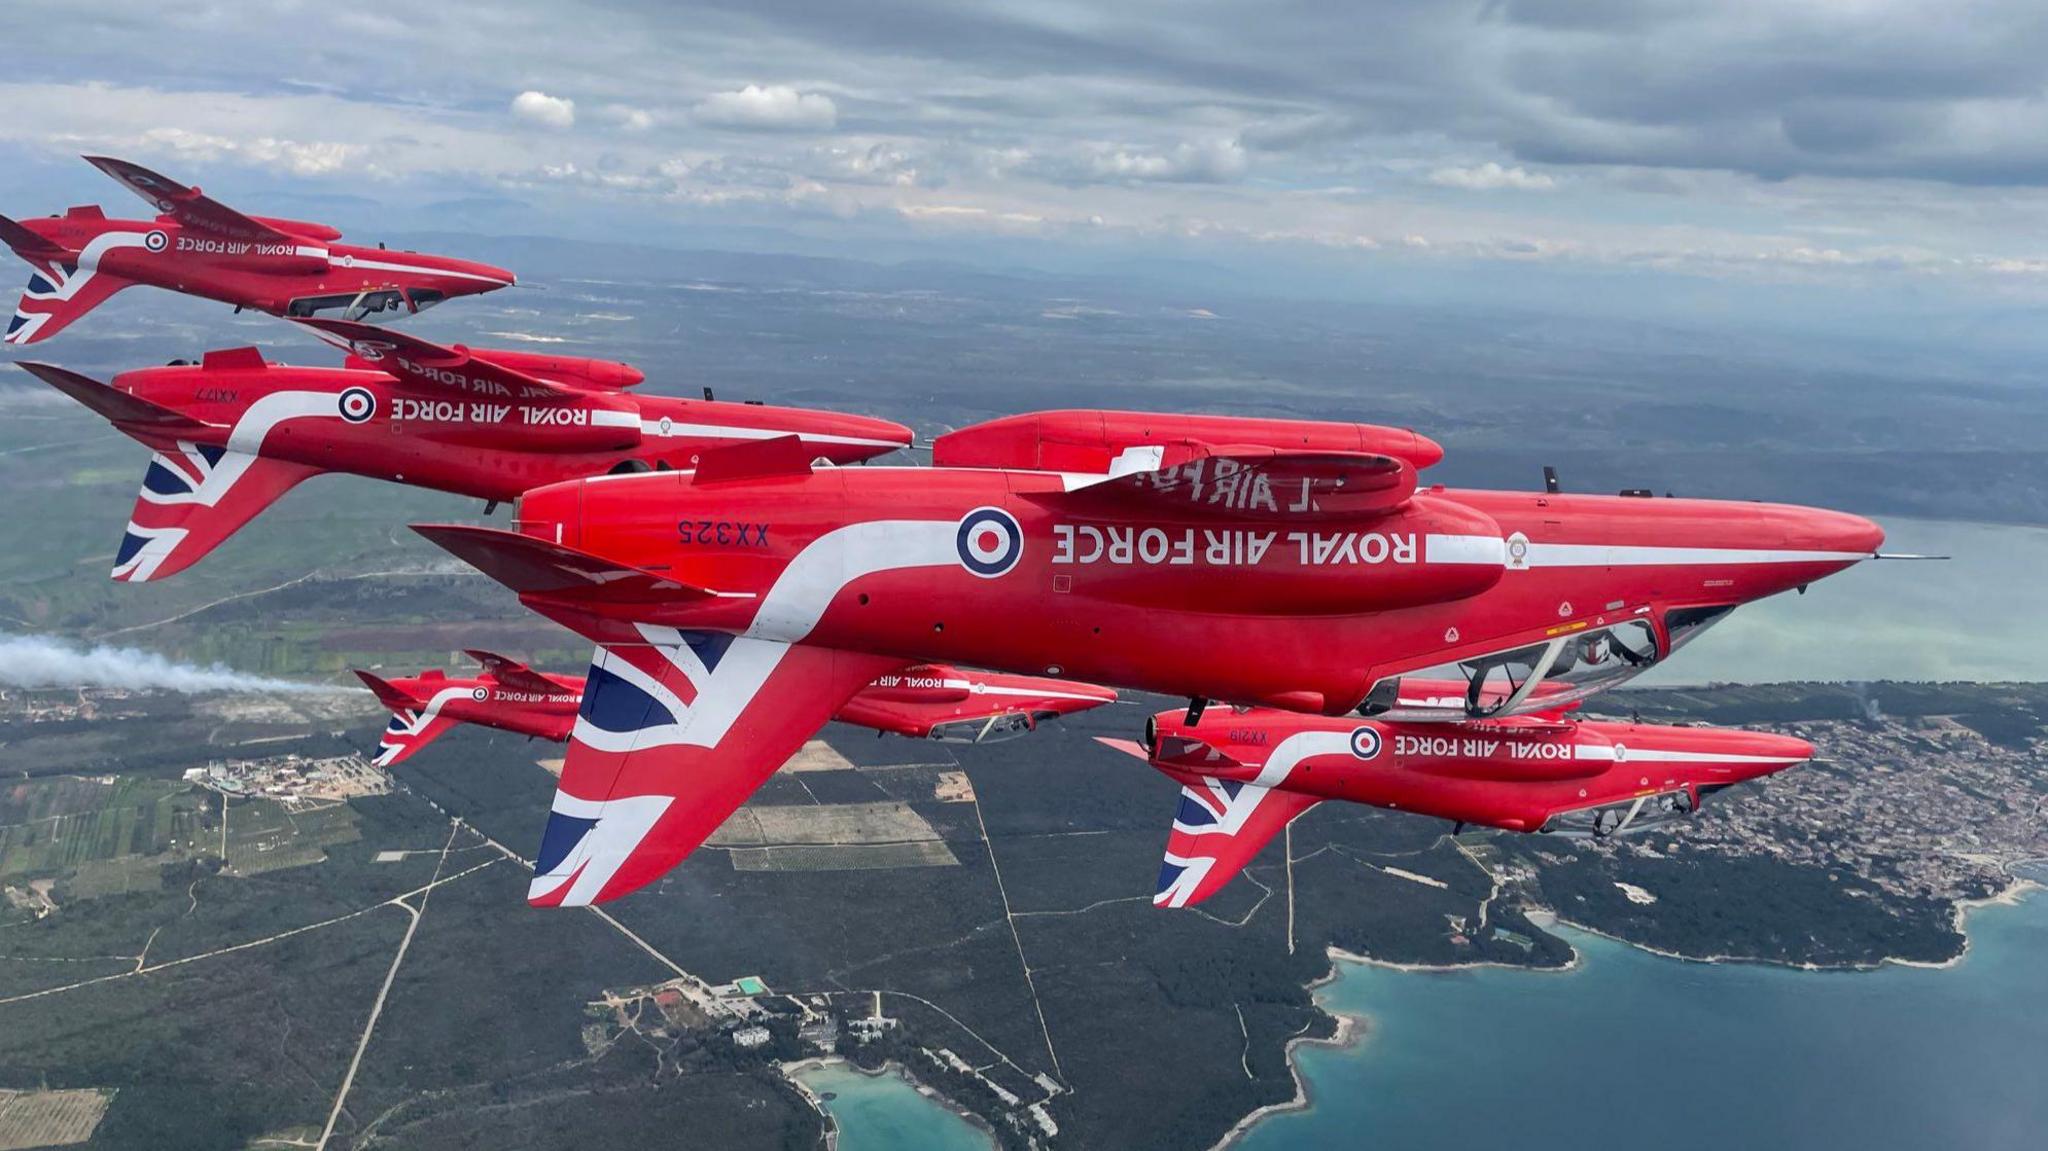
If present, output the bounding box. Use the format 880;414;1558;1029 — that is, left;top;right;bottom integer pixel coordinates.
5;1;2048;339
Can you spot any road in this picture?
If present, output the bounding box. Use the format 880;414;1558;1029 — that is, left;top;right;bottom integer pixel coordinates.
316;822;462;1151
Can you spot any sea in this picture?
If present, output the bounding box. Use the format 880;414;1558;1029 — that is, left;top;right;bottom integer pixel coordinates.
802;518;2048;1150
1636;516;2048;684
1236;880;2048;1151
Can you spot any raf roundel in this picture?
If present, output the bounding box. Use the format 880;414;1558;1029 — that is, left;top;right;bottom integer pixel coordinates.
472;687;490;702
337;387;377;424
144;230;169;253
956;506;1023;578
1349;726;1383;760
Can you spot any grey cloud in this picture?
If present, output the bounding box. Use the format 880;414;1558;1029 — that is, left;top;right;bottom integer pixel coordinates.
24;1;2048;186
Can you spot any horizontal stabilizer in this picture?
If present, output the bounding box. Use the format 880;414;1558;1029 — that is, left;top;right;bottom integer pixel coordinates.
14;362;215;433
412;524;726;607
353;669;423;712
464;648;564;696
0;213;66;260
691;434;813;484
301;318;577;403
1150;734;1246;773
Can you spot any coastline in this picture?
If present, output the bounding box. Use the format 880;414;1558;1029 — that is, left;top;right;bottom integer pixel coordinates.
780;1057;841;1151
782;1054;1002;1150
1214;877;2040;1148
1205;990;1364;1151
1542;875;2042;974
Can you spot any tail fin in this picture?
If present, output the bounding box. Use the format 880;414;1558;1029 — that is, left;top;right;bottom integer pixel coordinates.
358;676;465;768
3;222;137;345
1154;779;1319;909
112;445;321;581
533;634;900;906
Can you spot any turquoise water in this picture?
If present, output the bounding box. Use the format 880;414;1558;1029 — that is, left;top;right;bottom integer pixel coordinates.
1640;516;2048;684
791;1062;993;1151
1236;884;2048;1151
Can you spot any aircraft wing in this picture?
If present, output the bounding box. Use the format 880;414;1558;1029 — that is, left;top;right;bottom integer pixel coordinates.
300;319;581;403
464;648;564;696
1154;776;1319;908
112;444;321;582
1056;447;1417;520
82;155;296;244
531;632;903;906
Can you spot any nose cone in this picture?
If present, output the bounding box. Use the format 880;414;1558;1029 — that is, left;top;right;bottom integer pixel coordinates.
1042;679;1119;715
1789;508;1885;557
1720;730;1815;785
1685;727;1815;782
463;258;517;287
787;408;915;464
1398;429;1446;471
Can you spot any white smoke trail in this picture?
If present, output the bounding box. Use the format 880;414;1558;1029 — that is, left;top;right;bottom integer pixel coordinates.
0;632;323;694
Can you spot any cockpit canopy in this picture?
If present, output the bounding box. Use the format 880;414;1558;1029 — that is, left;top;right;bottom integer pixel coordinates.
285;287;445;321
1361;605;1733;721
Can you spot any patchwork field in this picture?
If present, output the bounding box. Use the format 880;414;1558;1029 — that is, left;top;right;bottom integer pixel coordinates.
0;777;208;897
0;1087;114;1149
709;798;960;870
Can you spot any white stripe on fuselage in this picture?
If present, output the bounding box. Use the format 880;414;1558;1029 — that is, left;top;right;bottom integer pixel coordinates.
332;255;511;285
1519;542;1870;567
1171;730;1351;838
1572;745;1809;765
641;419;904;450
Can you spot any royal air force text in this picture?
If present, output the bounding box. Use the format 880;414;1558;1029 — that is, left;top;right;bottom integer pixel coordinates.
174;237;302;257
1051;524;1419;568
389;398;602;426
1393;735;1577;760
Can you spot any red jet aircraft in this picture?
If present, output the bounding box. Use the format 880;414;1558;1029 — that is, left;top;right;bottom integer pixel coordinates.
1111;704;1813;907
414;408;1883;905
2;156;515;345
355;650;1116;767
17;321;911;581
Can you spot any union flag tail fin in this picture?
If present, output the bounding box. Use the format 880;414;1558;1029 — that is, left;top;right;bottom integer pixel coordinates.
1154;779;1319;909
112;446;321;582
354;671;465;768
532;630;901;906
5;238;137;345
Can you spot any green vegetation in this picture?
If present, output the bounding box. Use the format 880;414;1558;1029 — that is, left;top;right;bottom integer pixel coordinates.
0;776;210;898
